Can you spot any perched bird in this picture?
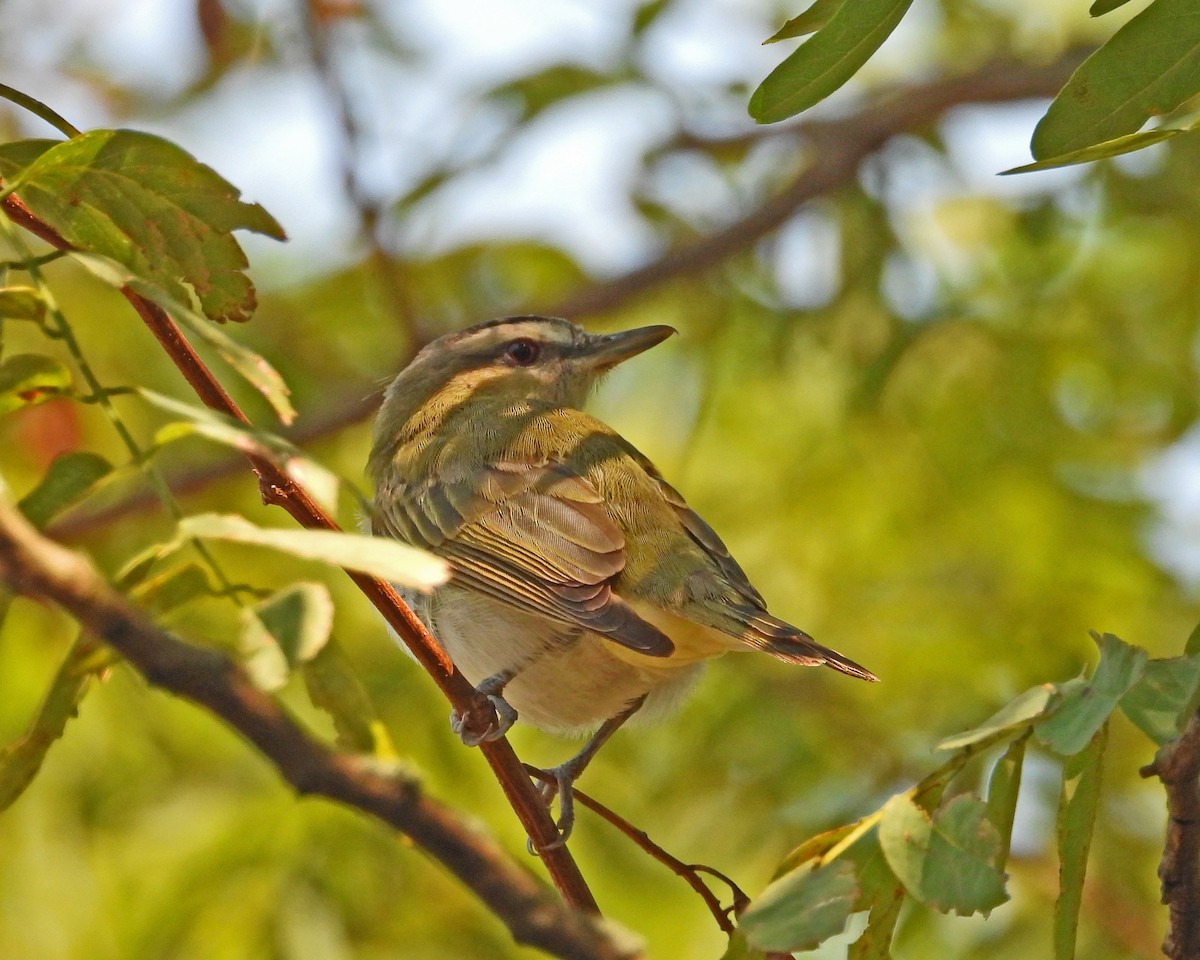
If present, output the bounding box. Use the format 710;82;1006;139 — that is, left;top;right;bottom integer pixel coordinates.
369;316;876;838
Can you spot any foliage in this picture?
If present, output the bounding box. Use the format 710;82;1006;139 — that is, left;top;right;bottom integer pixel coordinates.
2;1;1200;958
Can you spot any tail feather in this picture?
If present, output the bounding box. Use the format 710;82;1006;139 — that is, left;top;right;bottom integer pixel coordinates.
738;607;878;682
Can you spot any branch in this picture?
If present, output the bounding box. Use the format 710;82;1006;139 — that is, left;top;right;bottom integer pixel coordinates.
543;48;1092;320
1143;710;1200;960
0;190;599;913
0;498;636;960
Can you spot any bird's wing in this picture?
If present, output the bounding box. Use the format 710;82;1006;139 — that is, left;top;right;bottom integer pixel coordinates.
373;460;674;657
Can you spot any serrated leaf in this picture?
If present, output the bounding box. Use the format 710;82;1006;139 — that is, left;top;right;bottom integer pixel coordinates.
937;684;1058;751
879;794;1008;915
986;735;1027;864
0;130;285;324
1003;127;1191;174
176;513;450;590
1036;633;1146;756
304;639;396;756
0;353;72;414
0;286;45;321
70;252;294;423
749;0;915;123
1030;0;1200;159
740;860;858;952
1055;723;1107;960
240;583;334;691
765;0;845;42
17;451;112;528
1120;655;1200;745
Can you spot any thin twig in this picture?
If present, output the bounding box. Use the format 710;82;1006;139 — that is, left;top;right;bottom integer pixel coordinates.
1142;710;1200;960
525;765;748;935
0;499;635;960
0;189;600;913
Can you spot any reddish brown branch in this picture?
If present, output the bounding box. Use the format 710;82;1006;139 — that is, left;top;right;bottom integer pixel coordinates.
526;765;747;936
0;191;598;914
1142;711;1200;960
0;499;633;960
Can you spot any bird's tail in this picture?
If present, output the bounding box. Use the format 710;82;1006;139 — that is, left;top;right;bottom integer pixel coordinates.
736;606;878;682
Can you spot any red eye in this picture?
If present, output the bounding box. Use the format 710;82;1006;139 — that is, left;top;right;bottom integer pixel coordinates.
505;338;540;366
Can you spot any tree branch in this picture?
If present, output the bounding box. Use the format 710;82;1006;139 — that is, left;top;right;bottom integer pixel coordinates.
0;497;636;960
1143;710;1200;960
542;49;1091;320
0;190;600;914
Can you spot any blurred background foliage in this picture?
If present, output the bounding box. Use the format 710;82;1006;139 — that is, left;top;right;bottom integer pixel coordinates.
1;0;1198;957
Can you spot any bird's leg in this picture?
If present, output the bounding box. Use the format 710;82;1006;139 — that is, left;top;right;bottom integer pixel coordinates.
450;669;518;747
532;694;647;846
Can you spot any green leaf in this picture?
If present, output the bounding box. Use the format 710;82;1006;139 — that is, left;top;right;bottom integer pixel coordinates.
937;684;1058;751
764;0;845;42
716;930;766;960
848;879;904;960
240;583;334;691
1030;0;1200;158
1036;633;1147;756
17;451;113;528
1003;127;1192;174
740;860;858;952
749;0;915;123
878;794;1008;915
1055;723;1108;960
491;65;618;122
1090;0;1139;14
0;353;72;414
985;735;1027;864
0;130;285;324
0;634;104;812
69;251;295;424
176;513;450;590
0;286;46;321
304;639;397;756
1120;655;1200;745
128;563;213;614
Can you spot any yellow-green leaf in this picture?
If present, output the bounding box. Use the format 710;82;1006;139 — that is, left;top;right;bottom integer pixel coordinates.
0;286;46;321
1055;723;1107;960
0;353;72;414
765;0;845;43
17;451;112;528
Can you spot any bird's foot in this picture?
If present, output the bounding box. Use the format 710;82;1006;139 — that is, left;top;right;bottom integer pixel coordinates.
451;672;517;747
525;758;585;852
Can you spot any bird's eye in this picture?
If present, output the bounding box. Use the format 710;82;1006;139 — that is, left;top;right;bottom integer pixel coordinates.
504;338;540;366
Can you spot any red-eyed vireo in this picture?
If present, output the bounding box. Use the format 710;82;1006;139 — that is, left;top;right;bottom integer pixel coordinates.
369;316;876;839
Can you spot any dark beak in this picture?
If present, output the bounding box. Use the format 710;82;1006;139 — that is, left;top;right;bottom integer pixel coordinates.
581;325;677;371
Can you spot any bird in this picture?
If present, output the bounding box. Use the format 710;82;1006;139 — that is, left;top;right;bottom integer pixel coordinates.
368;315;877;840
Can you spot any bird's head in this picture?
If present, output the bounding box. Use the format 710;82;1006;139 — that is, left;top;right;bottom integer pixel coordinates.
375;316;676;444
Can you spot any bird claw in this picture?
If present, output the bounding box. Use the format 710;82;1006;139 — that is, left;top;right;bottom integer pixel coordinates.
524;764;577;854
451;692;517;747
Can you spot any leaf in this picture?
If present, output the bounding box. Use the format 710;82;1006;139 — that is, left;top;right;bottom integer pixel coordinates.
716;930;766;960
17;451;112;528
985;735;1027;864
128;563;213;614
1036;633;1147;756
775;820;870;876
878;794;1008;915
849;880;904;960
240;583;334;691
0;634;103;812
1030;0;1200;159
1090;0;1140;14
1120;655;1200;745
740;860;858;952
0;286;45;321
304;639;397;756
70;252;295;423
749;0;915;123
0;353;72;414
1002;127;1191;174
1055;723;1108;960
0;130;285;324
765;0;845;42
491;65;618;122
176;513;450;590
937;684;1058;751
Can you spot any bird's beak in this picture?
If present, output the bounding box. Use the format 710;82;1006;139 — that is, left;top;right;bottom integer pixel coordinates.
580;325;677;371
